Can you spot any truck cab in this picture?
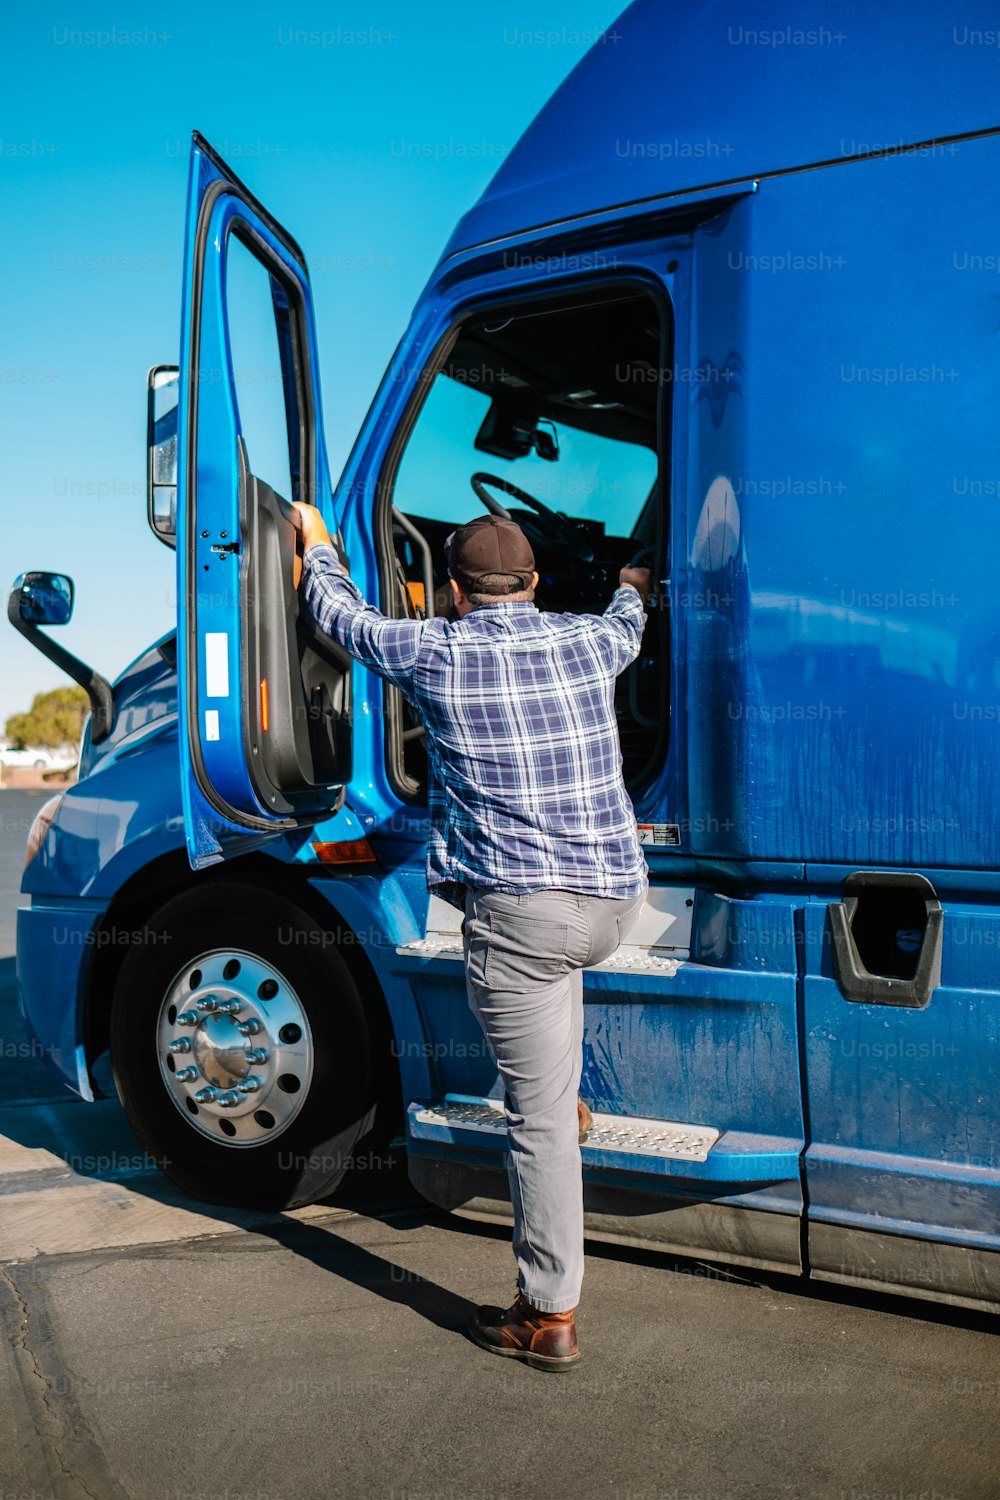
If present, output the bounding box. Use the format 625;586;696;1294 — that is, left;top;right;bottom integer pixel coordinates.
11;0;1000;1312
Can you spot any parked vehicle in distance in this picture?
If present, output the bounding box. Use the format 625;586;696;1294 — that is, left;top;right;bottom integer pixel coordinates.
9;1;1000;1315
0;745;75;770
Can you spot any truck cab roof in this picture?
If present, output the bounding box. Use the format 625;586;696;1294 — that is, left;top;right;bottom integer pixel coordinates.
444;0;1000;257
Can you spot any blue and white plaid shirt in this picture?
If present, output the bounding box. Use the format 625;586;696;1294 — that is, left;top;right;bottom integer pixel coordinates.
302;542;649;902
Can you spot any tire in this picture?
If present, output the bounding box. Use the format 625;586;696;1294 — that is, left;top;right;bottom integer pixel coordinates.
33;759;47;769
111;879;380;1210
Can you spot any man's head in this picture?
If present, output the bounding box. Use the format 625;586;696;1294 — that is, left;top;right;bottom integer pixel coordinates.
445;515;538;615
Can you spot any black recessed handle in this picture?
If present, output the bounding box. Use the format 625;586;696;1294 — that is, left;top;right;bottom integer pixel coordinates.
829;870;942;1009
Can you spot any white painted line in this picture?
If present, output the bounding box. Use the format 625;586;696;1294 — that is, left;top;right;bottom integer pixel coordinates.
0;1100;350;1260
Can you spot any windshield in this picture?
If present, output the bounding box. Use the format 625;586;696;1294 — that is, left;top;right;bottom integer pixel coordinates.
392;373;658;533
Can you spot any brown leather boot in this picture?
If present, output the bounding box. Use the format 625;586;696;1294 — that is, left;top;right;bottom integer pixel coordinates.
577;1098;593;1143
468;1291;581;1372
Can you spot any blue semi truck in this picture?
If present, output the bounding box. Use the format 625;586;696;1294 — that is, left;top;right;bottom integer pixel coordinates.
9;1;1000;1312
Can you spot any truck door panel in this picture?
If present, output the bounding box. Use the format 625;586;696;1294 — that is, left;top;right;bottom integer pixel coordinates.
176;134;350;868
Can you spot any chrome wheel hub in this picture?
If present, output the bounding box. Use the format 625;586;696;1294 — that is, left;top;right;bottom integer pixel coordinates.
156;949;313;1147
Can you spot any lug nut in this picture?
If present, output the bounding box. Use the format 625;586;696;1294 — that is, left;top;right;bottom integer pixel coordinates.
197;996;219;1012
238;1077;262;1094
237;1019;261;1037
216;998;242;1015
217;1089;243;1108
177;1010;200;1027
175;1066;200;1082
194;1086;218;1103
245;1048;269;1066
169;1038;192;1054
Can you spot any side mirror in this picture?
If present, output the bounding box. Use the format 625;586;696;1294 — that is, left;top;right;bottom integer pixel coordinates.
8;573;113;744
147;364;179;549
16;571;74;625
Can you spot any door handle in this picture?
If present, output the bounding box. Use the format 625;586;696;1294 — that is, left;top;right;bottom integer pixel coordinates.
829;870;942;1009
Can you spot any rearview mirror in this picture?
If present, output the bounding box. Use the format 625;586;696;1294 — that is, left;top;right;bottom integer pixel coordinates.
15;572;74;625
147;364;179;548
474;402;560;463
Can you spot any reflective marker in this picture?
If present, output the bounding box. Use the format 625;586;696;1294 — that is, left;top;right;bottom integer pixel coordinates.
310;838;376;865
204;632;229;697
260;677;269;732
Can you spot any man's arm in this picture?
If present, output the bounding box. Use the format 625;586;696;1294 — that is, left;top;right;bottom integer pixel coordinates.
588;566;651;674
295;504;424;696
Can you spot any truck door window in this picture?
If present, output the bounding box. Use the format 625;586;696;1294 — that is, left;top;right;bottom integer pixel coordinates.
225;232;296;503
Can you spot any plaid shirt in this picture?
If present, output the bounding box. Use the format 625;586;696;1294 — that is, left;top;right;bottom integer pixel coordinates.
301;543;649;901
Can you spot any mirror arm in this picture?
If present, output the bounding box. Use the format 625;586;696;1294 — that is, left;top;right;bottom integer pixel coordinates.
6;592;114;744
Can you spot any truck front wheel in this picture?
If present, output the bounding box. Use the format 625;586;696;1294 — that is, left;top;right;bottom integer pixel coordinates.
111;880;380;1209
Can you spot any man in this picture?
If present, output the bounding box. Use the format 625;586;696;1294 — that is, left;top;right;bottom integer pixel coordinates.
294;501;651;1372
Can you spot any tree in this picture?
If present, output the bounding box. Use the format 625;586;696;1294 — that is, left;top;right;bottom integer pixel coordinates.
5;686;89;749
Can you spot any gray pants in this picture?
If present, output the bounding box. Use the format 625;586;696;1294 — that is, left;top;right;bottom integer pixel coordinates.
463;886;646;1313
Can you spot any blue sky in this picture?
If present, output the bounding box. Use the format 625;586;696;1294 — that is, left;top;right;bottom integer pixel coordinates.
0;3;623;732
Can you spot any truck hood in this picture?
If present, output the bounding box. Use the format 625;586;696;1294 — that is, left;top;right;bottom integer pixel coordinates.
79;633;177;776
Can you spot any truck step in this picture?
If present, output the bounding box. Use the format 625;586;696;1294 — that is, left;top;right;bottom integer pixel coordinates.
409;1095;719;1162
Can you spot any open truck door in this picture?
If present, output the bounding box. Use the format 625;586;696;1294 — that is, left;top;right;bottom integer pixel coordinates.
176;132;351;870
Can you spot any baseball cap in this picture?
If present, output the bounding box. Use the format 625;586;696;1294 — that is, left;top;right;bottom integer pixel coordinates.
445;515;536;592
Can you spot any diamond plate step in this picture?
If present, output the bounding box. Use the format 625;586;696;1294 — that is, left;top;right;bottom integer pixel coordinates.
410;1096;719;1163
394;939;681;975
394;891;690;973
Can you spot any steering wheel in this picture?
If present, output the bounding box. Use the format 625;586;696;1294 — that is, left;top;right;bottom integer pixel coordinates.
470;472;594;563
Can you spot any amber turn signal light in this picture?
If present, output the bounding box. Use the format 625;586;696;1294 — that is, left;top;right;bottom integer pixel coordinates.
310;838;376;865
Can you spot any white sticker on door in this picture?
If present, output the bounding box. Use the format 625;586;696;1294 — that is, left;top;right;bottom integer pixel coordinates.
637;823;681;847
205;709;220;742
204;632;229;698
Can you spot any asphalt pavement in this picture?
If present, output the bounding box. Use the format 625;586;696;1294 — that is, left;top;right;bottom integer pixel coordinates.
0;788;997;1500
